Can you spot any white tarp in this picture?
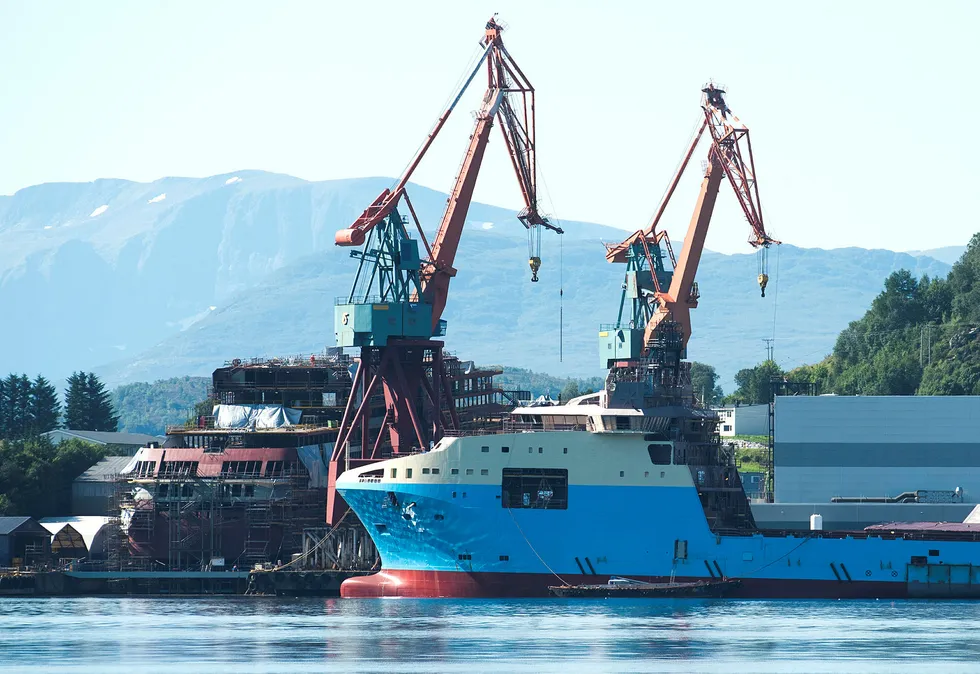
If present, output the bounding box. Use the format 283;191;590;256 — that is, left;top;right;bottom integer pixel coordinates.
213;404;302;430
120;447;151;475
39;516;112;553
965;505;980;523
297;444;330;488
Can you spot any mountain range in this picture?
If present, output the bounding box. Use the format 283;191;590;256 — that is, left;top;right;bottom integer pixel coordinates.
0;172;954;390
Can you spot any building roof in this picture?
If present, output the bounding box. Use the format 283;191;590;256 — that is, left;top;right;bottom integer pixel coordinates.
44;430;163;446
74;456;134;482
0;516;48;536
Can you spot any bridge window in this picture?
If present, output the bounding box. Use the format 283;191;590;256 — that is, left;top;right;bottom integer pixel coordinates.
648;444;672;465
501;468;568;510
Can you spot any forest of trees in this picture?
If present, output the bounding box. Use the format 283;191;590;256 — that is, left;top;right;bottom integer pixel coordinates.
0;371;118;516
112;376;209;435
494;367;604;401
0;375;60;439
727;233;980;401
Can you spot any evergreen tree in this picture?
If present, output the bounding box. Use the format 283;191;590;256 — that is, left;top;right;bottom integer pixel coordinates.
0;376;7;439
85;372;119;432
1;374;32;440
27;375;60;435
64;371;89;430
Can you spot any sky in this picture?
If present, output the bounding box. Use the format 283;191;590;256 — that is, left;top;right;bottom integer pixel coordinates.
2;1;978;254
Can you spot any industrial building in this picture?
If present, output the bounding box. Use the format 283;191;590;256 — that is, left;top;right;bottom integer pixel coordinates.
72;456;134;516
714;403;768;437
44;430;163;455
0;517;51;568
751;395;980;529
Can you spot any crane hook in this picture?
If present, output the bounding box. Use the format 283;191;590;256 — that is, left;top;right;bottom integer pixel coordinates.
529;256;541;282
758;273;769;297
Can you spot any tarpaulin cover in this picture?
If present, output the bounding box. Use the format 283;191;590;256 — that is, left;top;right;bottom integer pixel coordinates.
297;444;330;488
39;517;112;553
213;404;302;430
119;449;148;475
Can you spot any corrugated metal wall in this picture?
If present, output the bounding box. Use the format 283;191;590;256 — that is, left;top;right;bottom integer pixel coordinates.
774;396;980;503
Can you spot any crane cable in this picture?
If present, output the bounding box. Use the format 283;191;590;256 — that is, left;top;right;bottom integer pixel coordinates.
536;157;564;363
771;243;780;346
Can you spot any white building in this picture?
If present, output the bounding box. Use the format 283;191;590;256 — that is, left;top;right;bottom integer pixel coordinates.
713;404;768;437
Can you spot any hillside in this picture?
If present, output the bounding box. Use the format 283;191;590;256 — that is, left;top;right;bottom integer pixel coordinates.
786;234;980;396
0;172;952;390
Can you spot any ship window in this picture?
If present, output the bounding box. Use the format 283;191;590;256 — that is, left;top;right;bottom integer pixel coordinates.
501;468;568;510
457;554;472;561
538;447;543;454
619;471;624;478
451;468;459;475
221;460;261;477
422;468;430;475
390;468;397;478
481;469;489;476
465;469;474;475
722;425;732;432
648;444;672;465
499;555;509;562
616;416;631;430
481;446;490;453
563;448;568;454
432;468;440;475
502;446;510;453
434;514;444;521
406;468;413;478
644;471;649;478
160;460;199;477
265;460;285;477
374;524;387;533
929;549;940;557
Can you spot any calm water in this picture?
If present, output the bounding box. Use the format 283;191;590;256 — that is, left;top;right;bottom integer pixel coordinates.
1;597;978;672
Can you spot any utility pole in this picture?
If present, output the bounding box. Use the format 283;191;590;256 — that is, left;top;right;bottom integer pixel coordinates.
919;325;933;366
763;338;774;362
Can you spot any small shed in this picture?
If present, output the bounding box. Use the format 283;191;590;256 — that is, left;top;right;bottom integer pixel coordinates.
0;517;51;568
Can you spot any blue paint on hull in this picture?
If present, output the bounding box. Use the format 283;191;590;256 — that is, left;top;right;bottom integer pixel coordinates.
339;480;980;596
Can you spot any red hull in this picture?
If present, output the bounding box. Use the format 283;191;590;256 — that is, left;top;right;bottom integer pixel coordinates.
340;569;910;599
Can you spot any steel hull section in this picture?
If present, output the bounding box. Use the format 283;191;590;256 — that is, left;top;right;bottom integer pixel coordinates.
340;569;915;599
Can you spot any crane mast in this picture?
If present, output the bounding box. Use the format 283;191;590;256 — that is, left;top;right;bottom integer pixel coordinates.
601;85;779;409
327;18;560;522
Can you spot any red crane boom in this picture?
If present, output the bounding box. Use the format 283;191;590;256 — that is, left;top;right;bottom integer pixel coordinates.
336;17;561;333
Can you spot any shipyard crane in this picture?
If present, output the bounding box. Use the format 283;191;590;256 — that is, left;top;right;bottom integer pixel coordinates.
601;84;779;407
327;18;561;521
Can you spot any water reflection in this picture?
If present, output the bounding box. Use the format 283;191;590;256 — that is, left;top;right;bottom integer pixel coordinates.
0;597;978;672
